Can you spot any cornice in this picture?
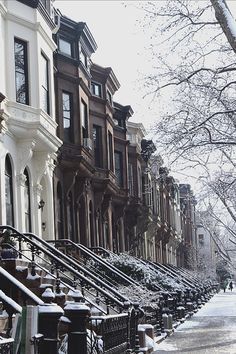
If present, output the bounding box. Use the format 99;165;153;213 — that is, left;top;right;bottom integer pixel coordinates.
5;13;56;51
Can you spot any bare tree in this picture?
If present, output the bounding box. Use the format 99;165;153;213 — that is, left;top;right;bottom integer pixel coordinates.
140;0;236;167
139;0;236;241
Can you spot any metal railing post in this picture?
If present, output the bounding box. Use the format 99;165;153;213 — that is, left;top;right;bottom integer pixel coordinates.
64;290;91;354
38;288;63;354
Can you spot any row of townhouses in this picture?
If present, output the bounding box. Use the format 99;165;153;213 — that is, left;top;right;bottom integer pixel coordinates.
0;0;198;269
0;1;219;353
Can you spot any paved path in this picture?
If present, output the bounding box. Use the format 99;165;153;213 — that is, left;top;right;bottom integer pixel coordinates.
154;288;236;353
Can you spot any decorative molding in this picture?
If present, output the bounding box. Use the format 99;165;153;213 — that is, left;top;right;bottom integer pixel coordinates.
33;183;43;196
33;151;51;184
16;139;36;174
16;173;27;187
5;13;56;51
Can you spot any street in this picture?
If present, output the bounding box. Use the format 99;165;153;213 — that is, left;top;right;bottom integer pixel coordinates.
154;288;236;353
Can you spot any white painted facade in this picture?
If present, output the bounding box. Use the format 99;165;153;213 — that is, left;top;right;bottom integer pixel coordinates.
197;224;216;277
0;0;61;239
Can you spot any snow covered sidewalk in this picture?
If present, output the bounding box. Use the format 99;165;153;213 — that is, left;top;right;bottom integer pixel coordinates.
153;288;236;353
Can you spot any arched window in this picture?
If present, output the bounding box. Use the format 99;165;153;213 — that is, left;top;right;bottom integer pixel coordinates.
24;168;31;232
57;183;64;239
5;155;14;226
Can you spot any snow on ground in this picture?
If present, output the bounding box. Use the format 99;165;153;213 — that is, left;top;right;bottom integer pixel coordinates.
154;289;236;353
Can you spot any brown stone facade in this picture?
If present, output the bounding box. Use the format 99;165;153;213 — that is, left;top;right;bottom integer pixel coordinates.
52;15;197;268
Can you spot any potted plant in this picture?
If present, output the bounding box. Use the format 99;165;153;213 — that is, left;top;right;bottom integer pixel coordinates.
0;230;17;259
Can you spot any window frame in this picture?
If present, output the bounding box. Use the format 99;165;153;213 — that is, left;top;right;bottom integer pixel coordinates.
41;52;50;114
58;37;72;57
93;124;102;168
62;91;73;142
80;49;88;68
81;99;88;140
107;90;113;106
14;38;29;105
91;81;102;98
5;155;14;226
114;150;123;187
23;168;31;232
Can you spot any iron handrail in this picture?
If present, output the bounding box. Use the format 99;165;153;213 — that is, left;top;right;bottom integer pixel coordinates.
23;231;129;306
0;226;126;309
147;260;196;289
8;243;108;315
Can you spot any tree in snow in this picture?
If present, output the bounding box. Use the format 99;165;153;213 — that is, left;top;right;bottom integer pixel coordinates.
139;0;236;246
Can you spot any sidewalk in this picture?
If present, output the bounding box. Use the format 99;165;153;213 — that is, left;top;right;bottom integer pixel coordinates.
153;288;236;353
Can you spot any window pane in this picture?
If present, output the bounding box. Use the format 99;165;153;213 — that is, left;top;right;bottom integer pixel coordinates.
5;157;14;226
63;92;72;142
41;56;48;88
91;82;102;97
81;100;88;139
80;50;87;67
14;39;28;105
115;151;123;187
107;90;112;105
59;38;72;56
41;54;49;114
41;88;48;112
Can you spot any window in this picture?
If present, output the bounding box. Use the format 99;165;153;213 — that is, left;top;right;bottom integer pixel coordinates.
114;151;123;187
24;168;31;232
93;125;102;167
81;100;88;139
91;82;102;97
62;92;73;142
14;38;29;105
108;132;113;171
128;163;134;195
107;90;113;106
59;38;72;56
5;155;14;226
80;50;87;68
41;53;50;114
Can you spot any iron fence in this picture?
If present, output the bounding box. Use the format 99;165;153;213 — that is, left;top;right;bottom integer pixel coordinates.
0;338;14;354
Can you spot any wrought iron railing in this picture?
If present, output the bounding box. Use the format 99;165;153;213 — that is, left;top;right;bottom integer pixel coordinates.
0;226;130;313
88;313;129;354
48;239;141;288
146;260;196;289
0;338;14;354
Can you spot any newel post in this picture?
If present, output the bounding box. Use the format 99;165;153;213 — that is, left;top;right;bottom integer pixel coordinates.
38;288;63;354
64;290;91;354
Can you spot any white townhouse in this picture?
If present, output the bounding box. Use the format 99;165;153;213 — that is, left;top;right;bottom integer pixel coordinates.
0;0;61;239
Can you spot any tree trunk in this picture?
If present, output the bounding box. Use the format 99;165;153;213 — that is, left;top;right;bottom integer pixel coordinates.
211;0;236;53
